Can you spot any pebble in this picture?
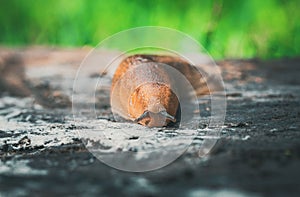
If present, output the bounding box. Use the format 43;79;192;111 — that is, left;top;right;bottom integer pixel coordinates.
242;135;251;141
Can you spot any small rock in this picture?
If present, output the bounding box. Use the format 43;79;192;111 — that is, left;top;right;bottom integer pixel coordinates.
242;135;250;141
18;136;31;146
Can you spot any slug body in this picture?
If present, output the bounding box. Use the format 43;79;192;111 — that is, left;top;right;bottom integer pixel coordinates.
111;54;209;127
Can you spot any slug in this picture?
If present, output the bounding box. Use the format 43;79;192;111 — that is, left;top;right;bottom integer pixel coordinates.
110;54;211;127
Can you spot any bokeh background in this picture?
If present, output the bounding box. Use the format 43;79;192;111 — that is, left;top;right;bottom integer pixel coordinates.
0;0;299;59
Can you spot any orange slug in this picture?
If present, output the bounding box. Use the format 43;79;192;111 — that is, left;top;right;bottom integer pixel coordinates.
110;54;210;127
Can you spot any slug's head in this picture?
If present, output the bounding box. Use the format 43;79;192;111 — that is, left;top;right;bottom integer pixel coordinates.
128;83;178;127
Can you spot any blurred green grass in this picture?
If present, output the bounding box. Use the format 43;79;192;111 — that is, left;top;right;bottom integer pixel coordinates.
0;0;299;59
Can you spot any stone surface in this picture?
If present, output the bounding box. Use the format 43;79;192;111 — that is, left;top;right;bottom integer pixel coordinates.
0;47;299;196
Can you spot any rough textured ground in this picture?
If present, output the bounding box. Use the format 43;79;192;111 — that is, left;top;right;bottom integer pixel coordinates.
0;47;300;197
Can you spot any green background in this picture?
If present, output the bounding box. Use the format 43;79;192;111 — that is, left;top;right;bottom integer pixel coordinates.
0;0;299;59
